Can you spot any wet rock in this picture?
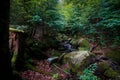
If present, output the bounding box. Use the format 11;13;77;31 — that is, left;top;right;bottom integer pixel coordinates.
47;57;59;65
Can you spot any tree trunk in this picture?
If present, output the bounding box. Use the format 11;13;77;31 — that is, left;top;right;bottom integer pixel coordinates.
0;0;13;80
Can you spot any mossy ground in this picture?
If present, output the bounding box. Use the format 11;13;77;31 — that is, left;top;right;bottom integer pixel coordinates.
106;50;120;64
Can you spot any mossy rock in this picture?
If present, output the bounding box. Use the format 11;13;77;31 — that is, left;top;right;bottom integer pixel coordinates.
97;61;119;79
106;50;120;64
78;38;90;50
104;68;119;79
78;47;89;50
63;51;90;64
69;63;81;73
79;54;96;71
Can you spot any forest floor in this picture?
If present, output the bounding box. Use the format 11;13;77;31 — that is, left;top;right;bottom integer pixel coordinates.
20;59;70;80
18;37;120;80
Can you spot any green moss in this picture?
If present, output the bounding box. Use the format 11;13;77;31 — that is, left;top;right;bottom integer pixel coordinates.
98;61;110;72
9;28;24;33
52;73;59;80
66;57;81;73
79;54;96;71
106;50;120;64
12;51;18;68
70;38;78;45
78;38;90;50
97;61;119;79
79;47;88;50
104;68;119;78
52;51;61;57
63;56;71;63
70;63;80;72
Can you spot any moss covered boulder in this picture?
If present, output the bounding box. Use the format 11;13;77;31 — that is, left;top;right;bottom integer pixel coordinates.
64;51;90;65
70;37;90;50
97;61;120;80
78;38;90;50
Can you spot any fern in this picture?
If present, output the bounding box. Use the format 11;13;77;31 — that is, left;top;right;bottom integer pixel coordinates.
79;63;100;80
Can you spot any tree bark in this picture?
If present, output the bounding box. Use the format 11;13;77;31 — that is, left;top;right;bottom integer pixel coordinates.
0;0;13;80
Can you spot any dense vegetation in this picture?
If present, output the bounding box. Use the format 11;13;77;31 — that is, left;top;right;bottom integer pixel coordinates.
9;0;120;80
10;0;120;48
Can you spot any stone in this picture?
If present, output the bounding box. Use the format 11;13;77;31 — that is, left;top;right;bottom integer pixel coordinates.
64;51;90;64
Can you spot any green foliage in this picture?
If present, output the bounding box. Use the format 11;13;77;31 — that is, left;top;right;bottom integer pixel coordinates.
32;39;47;52
98;61;119;79
42;36;60;49
27;58;34;64
78;38;90;50
45;10;65;29
70;37;78;46
10;0;120;53
63;0;120;48
69;63;80;73
57;0;74;21
87;0;120;47
10;0;65;30
29;15;42;23
98;61;110;72
52;73;59;80
79;63;100;80
106;50;120;64
79;54;96;70
104;68;119;79
63;0;100;36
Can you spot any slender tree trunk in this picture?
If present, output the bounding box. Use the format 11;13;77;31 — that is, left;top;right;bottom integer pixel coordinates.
0;0;13;80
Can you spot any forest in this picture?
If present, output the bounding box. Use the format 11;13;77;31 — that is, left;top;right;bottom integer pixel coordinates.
0;0;120;80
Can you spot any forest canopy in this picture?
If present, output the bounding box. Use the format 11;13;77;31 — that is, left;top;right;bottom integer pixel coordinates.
10;0;120;48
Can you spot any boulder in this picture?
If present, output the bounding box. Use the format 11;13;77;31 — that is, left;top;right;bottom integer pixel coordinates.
70;38;90;50
64;51;90;64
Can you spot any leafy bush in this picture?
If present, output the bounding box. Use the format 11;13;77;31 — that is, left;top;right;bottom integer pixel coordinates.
104;68;119;79
52;73;59;80
87;0;120;48
79;63;100;80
